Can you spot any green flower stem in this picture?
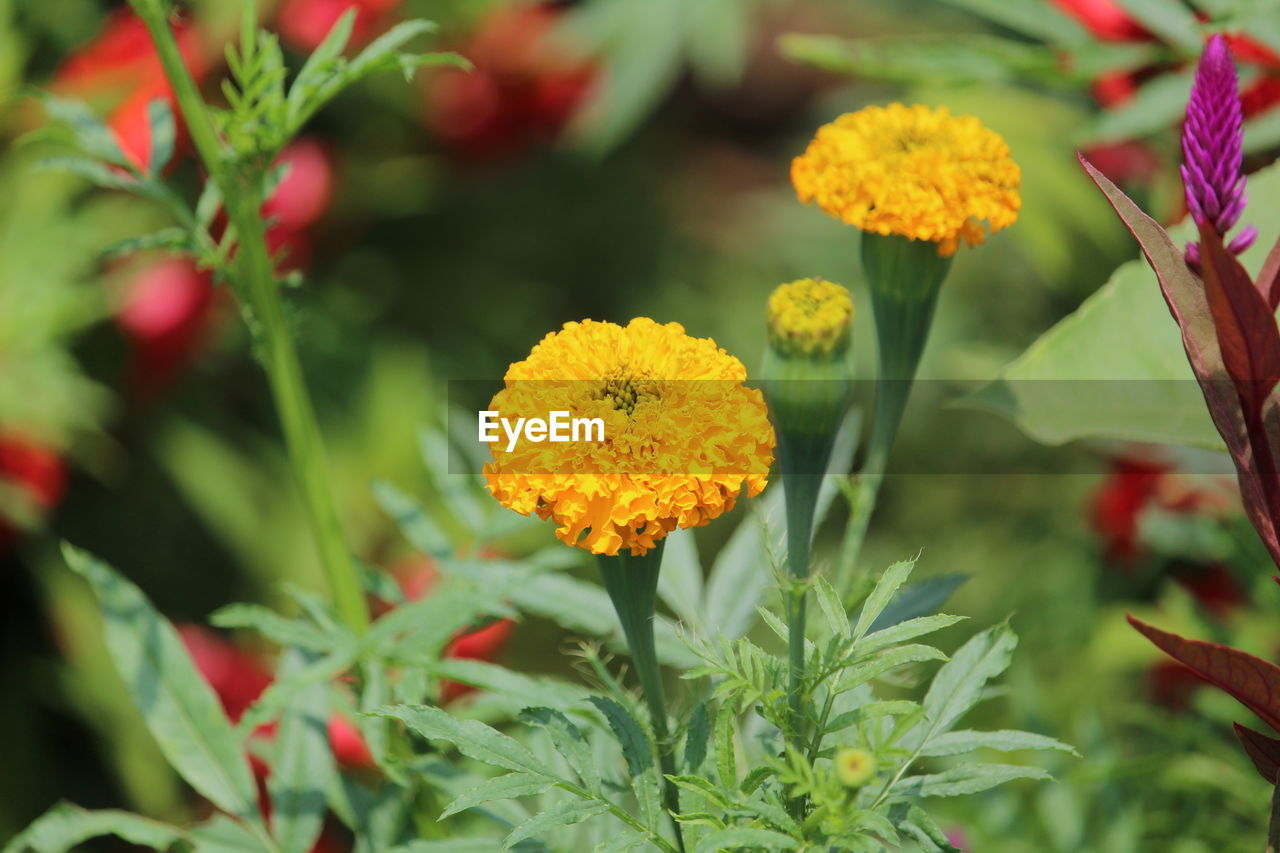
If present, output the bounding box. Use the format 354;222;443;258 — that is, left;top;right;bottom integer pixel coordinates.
1270;783;1280;853
781;470;820;743
597;542;685;852
132;0;370;633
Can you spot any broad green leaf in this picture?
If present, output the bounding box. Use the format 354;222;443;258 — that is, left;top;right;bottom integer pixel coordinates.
503;799;611;850
210;603;338;652
894;762;1051;798
1088;70;1194;143
372;479;452;558
919;729;1078;758
779;33;1064;85
853;558;916;639
411;759;532;828
360;662;399;782
901;805;961;853
186;814;264;853
595;831;652;853
269;651;335;853
693;827;798;853
3;802;186;853
389;842;508;853
345;778;411;853
440;772;555;819
965;260;1220;448
63;545;260;822
237;647;354;737
376;705;549;777
587;696;653;777
657;527;703;630
519;707;600;793
145;97;175;175
932;0;1094;45
922;624;1017;736
1114;0;1203;50
704;497;776;640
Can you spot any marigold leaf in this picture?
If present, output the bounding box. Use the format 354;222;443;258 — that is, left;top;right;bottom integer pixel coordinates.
854;558;916;639
922;623;1015;736
439;772;555;820
502;799;610;850
2;802;187;853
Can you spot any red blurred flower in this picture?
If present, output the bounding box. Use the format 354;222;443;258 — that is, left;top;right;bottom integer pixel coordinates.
263;139;336;272
387;556;516;703
116;258;218;396
1081;140;1160;185
327;715;376;770
276;0;402;53
177;624;274;723
53;9;209;172
1170;562;1247;618
1051;0;1150;42
1147;658;1207;710
425;3;595;161
0;433;67;549
1090;457;1167;563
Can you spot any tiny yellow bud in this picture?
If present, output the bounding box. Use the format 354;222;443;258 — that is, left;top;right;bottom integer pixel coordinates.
766;278;854;358
835;747;876;788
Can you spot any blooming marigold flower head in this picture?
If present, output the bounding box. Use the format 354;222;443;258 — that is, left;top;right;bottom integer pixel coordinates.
791;104;1021;256
766;278;853;357
484;318;775;556
835;747;876;787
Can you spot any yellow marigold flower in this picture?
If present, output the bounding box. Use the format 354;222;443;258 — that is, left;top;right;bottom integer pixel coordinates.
766;278;853;357
484;318;775;556
834;747;876;787
791;103;1021;256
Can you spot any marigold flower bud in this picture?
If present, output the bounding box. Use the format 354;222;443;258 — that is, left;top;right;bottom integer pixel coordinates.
835;747;877;787
766;278;854;358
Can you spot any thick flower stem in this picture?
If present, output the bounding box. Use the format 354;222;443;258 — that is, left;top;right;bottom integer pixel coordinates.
597;544;685;852
1270;784;1280;853
781;471;821;741
131;0;369;633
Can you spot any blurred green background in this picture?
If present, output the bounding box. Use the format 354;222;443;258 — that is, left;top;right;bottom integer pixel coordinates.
3;0;1280;849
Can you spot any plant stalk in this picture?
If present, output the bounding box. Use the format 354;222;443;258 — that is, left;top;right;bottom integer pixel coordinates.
597;543;685;852
132;0;370;633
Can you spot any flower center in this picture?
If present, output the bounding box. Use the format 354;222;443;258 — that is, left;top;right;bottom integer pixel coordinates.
598;374;658;415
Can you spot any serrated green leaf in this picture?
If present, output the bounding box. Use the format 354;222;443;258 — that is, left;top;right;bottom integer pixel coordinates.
101;227;194;259
923;624;1017;737
520;707;600;793
35;156;141;192
596;830;654;853
919;729;1078;758
269;651;335;853
429;660;586;712
440;772;555;819
825;700;920;735
666;774;731;810
376;705;549;777
854;558;916;640
683;703;710;773
895;762;1051;798
715;701;736;790
62;545;261;823
813;576;849;639
933;0;1094;44
693;826;798;852
855;614;966;657
210;603;339;652
503;799;610;850
2;802;187;853
37;94;129;165
236;647;354;737
866;574;967;634
587;696;653;777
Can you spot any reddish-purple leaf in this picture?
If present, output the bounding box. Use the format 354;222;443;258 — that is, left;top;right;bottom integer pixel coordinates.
1258;233;1280;312
1080;153;1280;569
1197;220;1280;414
1129;614;1280;733
1235;723;1280;783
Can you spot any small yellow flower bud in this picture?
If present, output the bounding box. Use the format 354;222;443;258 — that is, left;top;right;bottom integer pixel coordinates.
835;747;877;788
766;278;854;358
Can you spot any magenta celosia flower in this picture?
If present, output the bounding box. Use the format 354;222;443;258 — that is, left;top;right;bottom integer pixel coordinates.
1182;34;1257;268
